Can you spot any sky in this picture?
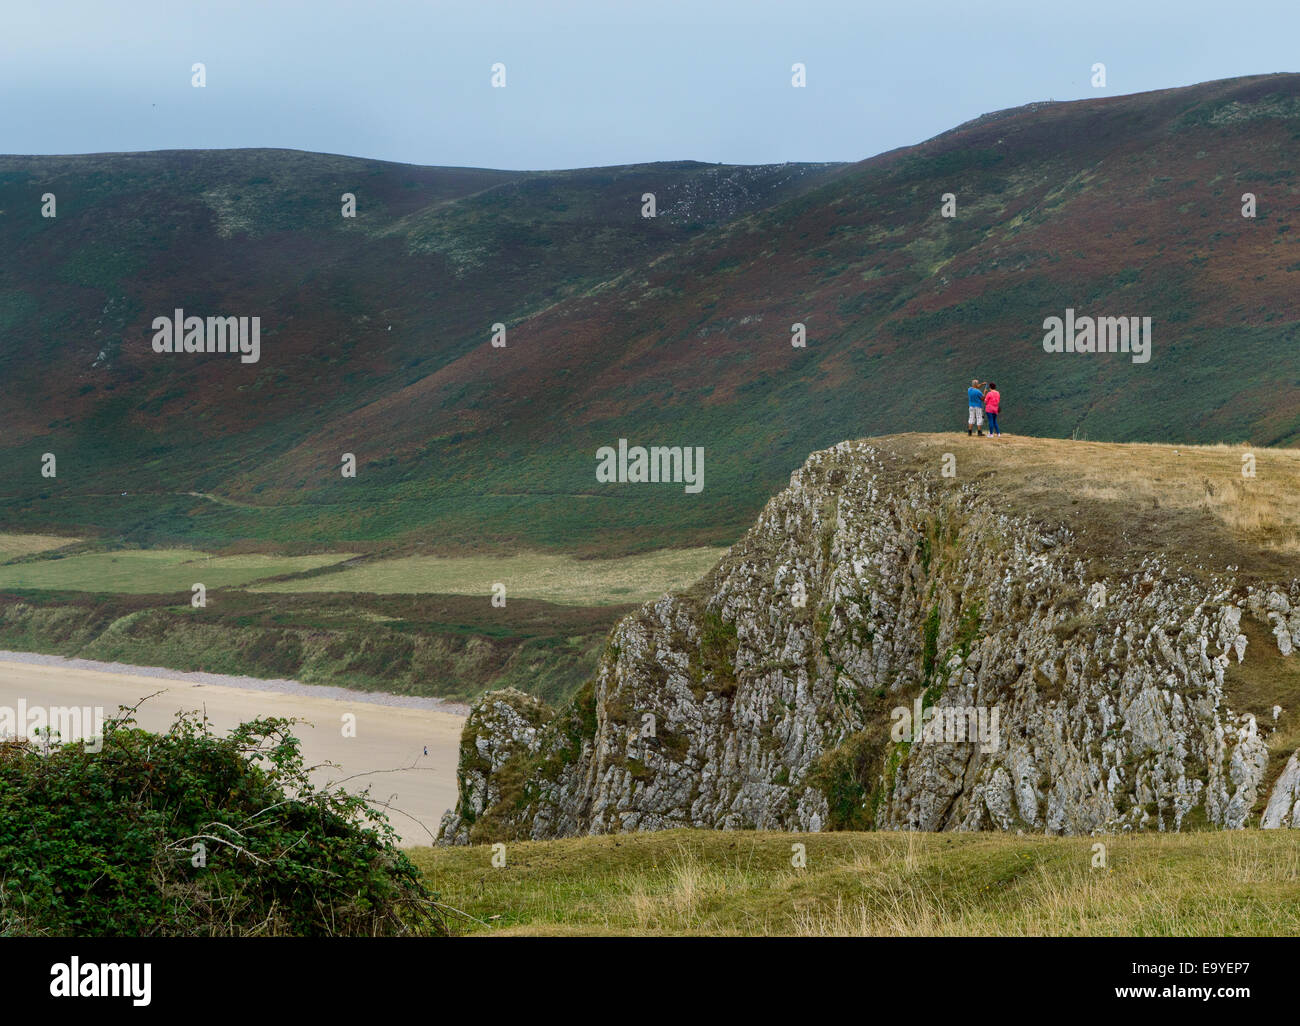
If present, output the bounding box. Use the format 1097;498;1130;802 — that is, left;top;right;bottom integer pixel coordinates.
3;0;1297;170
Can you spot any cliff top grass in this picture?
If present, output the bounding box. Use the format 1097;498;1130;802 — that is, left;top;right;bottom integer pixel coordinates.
860;433;1300;579
410;828;1300;936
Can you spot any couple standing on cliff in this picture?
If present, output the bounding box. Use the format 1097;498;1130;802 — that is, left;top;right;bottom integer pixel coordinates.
966;379;1002;437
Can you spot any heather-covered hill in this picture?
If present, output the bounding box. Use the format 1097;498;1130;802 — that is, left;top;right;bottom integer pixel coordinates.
0;149;845;550
2;75;1299;553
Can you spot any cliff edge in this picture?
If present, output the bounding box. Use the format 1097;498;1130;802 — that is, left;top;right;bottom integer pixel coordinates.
439;433;1300;842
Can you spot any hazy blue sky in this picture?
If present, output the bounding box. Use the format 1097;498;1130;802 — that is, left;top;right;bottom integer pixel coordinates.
3;0;1296;169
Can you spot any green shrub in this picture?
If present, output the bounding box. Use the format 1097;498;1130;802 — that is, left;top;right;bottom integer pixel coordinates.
0;712;442;936
808;730;885;831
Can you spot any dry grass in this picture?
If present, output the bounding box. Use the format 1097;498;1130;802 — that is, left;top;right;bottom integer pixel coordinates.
411;828;1300;937
898;433;1300;573
1064;443;1299;553
791;835;1300;936
252;547;728;605
0;533;81;563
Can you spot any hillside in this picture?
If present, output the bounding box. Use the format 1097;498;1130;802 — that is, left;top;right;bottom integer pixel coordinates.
0;152;846;551
2;74;1299;554
437;433;1300;842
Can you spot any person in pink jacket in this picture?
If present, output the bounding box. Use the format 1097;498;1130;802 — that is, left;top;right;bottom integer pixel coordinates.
983;382;1002;437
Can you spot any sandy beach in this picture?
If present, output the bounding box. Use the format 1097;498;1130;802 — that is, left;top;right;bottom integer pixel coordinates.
0;652;465;847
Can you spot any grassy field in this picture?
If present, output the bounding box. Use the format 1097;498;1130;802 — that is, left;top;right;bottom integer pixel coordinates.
411;829;1300;936
0;541;724;607
0;549;353;593
252;547;728;605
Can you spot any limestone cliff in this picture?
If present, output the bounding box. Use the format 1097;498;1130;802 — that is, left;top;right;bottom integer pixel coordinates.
438;436;1300;843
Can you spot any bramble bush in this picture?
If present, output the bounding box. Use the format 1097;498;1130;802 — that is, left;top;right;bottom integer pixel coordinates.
0;710;444;936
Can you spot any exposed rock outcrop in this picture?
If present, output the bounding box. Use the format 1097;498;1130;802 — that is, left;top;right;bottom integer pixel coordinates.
436;688;549;846
1261;751;1300;828
439;439;1298;844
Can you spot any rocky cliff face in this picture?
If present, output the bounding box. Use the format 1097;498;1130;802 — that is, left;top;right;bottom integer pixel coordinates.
438;438;1300;843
